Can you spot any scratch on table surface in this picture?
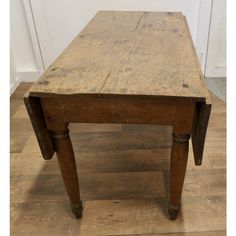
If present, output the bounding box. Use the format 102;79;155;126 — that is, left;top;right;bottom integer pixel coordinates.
99;70;111;93
133;14;143;32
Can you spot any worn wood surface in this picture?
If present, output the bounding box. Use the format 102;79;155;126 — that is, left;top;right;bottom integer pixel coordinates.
192;102;212;165
24;94;54;159
53;129;83;218
11;83;225;235
40;96;195;128
29;11;209;101
168;134;190;219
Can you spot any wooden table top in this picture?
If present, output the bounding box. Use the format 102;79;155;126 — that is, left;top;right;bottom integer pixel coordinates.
29;11;209;102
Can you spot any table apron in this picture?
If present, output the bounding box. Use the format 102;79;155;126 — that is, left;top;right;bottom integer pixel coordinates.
40;97;195;134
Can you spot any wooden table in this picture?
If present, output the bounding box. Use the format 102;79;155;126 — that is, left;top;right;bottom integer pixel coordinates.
24;11;211;220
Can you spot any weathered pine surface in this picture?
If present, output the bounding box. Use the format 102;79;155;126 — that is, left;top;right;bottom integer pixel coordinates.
29;11;208;101
11;83;225;235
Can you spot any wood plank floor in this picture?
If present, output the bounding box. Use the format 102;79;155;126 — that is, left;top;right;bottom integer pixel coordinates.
10;83;226;236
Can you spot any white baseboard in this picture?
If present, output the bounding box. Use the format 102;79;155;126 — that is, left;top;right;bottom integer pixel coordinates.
205;67;226;78
16;70;43;82
10;70;44;95
10;75;21;95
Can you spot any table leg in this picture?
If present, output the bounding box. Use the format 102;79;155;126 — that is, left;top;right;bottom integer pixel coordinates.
52;128;83;218
168;133;190;220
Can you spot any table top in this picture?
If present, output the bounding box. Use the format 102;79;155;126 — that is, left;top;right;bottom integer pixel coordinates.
29;11;209;102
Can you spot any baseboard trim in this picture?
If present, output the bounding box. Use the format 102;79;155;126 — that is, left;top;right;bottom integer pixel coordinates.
10;70;43;95
205;67;226;78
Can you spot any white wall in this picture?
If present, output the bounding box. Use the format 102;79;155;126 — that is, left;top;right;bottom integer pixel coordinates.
10;0;44;94
205;0;226;77
30;0;212;71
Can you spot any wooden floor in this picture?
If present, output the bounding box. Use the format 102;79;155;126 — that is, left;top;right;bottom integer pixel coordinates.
11;83;226;236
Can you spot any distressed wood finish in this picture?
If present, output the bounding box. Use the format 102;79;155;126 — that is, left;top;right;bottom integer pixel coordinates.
168;134;190;220
192;102;212;165
40;96;195;128
24;11;212;220
53;128;83;218
23;94;54;160
29;11;208;100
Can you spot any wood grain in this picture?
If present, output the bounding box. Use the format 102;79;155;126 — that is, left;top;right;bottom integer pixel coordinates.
192;102;211;165
40;96;195;128
112;231;225;236
24;95;55;159
11;201;82;236
79;196;225;236
29;11;208;101
11;171;165;204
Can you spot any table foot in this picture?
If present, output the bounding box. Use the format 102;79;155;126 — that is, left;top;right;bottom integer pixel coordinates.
168;204;180;220
71;202;83;219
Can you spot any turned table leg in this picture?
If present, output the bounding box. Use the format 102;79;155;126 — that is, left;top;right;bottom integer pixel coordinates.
168;133;190;220
52;128;83;218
